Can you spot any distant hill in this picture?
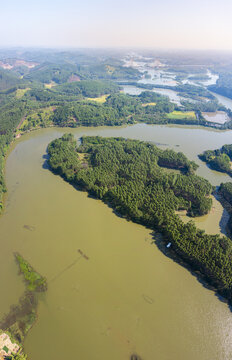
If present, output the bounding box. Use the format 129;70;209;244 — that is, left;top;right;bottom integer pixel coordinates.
208;73;232;99
23;62;80;84
0;58;38;70
0;69;23;91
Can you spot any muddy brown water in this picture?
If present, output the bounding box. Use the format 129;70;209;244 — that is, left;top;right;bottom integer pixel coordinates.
1;124;232;360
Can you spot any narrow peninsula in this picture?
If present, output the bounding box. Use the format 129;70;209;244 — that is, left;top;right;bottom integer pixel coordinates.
199;144;232;176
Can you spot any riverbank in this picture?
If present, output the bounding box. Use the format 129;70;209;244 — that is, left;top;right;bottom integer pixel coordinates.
1;125;232;360
47;134;232;308
0;254;47;359
0;123;57;215
1;121;230;219
2;83;232;213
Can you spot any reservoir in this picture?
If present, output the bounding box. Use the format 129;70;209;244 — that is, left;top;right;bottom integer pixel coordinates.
1;124;232;360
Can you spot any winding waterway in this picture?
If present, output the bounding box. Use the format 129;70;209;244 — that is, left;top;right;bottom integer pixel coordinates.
1;124;232;360
122;85;186;105
123;58;232;113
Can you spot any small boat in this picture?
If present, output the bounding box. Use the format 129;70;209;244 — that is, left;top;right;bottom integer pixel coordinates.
166;242;171;248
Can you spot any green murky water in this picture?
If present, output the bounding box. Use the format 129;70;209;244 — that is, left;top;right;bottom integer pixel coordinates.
1;124;232;360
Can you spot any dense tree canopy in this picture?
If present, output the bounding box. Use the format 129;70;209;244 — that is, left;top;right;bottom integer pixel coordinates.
54;80;120;97
199;144;232;176
46;134;232;305
218;182;232;236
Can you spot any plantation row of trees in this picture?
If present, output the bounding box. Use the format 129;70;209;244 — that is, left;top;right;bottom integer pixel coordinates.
199;144;232;176
46;135;232;304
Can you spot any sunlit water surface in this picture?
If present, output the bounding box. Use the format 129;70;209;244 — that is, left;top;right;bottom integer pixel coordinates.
1;124;232;360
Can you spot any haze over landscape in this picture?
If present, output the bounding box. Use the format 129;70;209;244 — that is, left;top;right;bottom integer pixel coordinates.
2;1;232;360
1;0;232;50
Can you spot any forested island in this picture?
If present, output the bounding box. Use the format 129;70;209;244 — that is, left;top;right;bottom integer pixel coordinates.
0;83;213;213
199;144;232;176
199;144;232;238
2;49;232;216
2;49;232;359
47;134;232;305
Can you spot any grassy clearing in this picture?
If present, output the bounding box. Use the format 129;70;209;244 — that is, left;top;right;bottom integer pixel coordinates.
142;102;156;107
167;110;196;120
19;106;55;131
78;153;86;161
86;94;109;103
105;65;115;74
78;152;89;166
15;88;30;99
19;118;29;130
44;81;56;89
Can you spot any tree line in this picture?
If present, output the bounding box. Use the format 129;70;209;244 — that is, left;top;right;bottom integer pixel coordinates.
199;144;232;176
46;134;232;305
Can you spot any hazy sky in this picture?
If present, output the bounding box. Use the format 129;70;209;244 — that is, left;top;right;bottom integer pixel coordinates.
1;0;232;49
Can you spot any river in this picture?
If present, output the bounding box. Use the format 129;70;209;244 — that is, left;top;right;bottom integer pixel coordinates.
122;82;232;111
1;124;232;360
123;59;232;112
122;86;188;106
